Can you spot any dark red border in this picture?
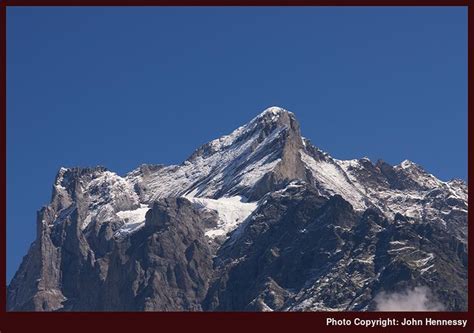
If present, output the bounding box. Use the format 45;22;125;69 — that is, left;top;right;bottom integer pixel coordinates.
1;0;471;5
1;0;7;317
0;2;471;333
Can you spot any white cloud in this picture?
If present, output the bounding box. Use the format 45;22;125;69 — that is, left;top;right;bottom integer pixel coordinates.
374;286;445;311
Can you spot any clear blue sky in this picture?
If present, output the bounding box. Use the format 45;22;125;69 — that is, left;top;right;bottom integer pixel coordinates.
6;7;467;281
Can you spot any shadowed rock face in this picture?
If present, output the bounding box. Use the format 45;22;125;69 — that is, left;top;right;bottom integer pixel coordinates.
204;185;466;311
91;198;215;311
9;197;216;311
7;107;467;311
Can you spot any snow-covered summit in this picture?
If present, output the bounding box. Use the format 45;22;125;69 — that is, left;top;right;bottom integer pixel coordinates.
125;106;304;204
254;106;293;120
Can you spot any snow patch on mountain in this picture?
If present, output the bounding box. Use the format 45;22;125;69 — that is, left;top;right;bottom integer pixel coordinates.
187;196;258;238
115;204;150;237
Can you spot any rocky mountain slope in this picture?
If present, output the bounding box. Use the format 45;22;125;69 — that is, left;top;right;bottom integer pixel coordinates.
7;107;467;311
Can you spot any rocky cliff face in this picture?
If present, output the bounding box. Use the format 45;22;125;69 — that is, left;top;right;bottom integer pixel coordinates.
7;107;467;311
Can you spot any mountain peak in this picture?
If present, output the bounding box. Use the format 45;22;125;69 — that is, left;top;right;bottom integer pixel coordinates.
252;106;295;125
247;107;301;146
258;106;291;117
